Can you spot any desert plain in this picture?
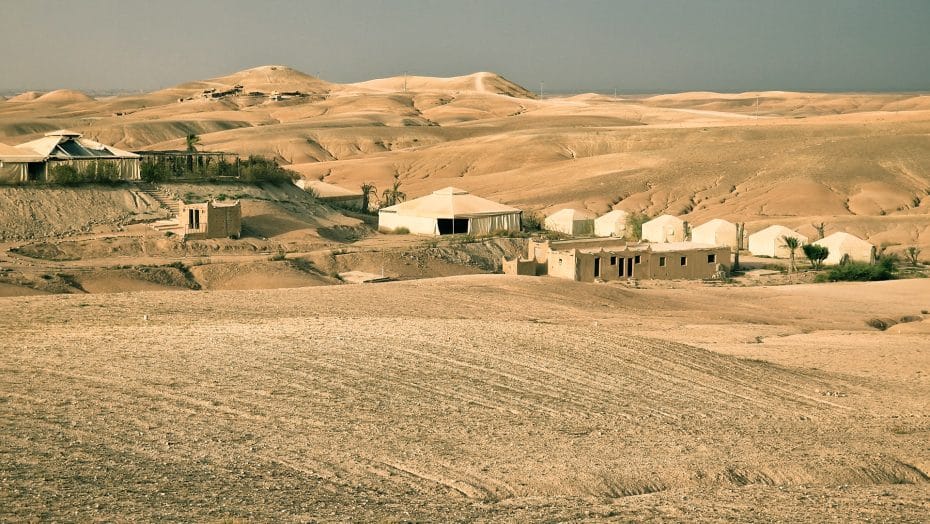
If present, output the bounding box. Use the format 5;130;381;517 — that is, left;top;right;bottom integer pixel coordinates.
1;66;929;521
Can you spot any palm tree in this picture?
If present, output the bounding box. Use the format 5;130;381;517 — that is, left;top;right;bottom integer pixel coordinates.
184;133;201;175
781;235;801;273
360;182;376;212
381;174;406;208
185;133;201;153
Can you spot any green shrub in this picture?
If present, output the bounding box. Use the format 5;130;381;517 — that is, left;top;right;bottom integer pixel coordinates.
816;259;896;282
521;212;543;232
626;212;650;241
802;243;829;269
48;164;83;186
239;156;300;184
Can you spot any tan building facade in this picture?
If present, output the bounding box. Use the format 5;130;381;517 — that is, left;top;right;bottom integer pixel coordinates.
177;200;242;239
504;238;730;282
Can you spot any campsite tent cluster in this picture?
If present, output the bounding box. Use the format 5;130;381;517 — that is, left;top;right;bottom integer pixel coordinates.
543;209;876;265
0;130;141;183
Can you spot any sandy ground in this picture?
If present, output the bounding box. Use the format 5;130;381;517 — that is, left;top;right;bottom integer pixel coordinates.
1;276;928;521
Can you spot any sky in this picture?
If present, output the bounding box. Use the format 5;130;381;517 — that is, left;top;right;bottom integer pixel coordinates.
2;0;929;93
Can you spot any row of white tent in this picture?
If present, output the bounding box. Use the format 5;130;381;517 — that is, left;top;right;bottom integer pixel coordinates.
544;209;876;264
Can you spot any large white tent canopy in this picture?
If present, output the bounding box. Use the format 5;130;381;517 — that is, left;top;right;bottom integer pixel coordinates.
378;187;521;235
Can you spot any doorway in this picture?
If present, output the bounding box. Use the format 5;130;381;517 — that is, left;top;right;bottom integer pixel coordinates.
594;257;601;278
437;218;468;235
27;162;44;181
626;257;634;277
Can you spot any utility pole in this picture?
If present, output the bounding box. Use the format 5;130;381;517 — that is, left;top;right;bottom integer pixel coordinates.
404;71;408;93
539;81;544;99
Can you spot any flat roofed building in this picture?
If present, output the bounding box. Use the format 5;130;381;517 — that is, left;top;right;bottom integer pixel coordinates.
504;237;729;282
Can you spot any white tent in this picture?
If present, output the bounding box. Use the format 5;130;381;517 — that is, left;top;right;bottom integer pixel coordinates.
641;214;686;243
747;225;808;258
0;142;45;183
544;208;596;236
691;218;739;249
594;209;630;237
378;187;521;236
814;232;875;265
9;130;141;181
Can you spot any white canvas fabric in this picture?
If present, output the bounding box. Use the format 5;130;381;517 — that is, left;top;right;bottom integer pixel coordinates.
814;232;875;264
748;225;808;258
545;208;596;236
691;218;739;248
378;187;521;235
641;214;685;243
594;210;630;237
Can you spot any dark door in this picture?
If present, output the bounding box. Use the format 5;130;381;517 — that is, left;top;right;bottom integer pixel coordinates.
437;218;469;235
626;258;634;277
594;257;601;278
27;163;44;181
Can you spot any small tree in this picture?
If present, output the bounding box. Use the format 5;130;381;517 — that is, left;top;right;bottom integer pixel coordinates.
904;246;922;266
812;222;825;240
781;235;801;273
625;212;650;241
733;222;746;272
802;243;829;270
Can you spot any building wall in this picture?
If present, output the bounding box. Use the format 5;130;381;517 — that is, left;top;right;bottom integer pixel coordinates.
502;258;538;276
550;246;730;282
178;201;242;240
547;250;578;280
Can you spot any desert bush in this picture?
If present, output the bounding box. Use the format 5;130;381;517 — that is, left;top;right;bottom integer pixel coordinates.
802;243;829;269
48;164;83;186
904;246;922;266
626;213;650;241
521;212;544;232
816;259;896;282
391;227;410;235
239;156;300;184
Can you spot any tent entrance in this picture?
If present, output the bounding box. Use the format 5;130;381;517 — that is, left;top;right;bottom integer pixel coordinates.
27;163;44;181
437;218;469;235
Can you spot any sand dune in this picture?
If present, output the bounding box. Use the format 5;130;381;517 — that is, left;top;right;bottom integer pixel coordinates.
32;89;95;105
350;71;536;98
5;91;44;102
1;66;928;252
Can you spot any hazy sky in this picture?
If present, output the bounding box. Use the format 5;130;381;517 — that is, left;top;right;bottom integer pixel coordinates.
3;0;929;93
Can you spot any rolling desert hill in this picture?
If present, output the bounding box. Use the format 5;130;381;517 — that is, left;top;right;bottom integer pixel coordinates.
1;66;928;252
